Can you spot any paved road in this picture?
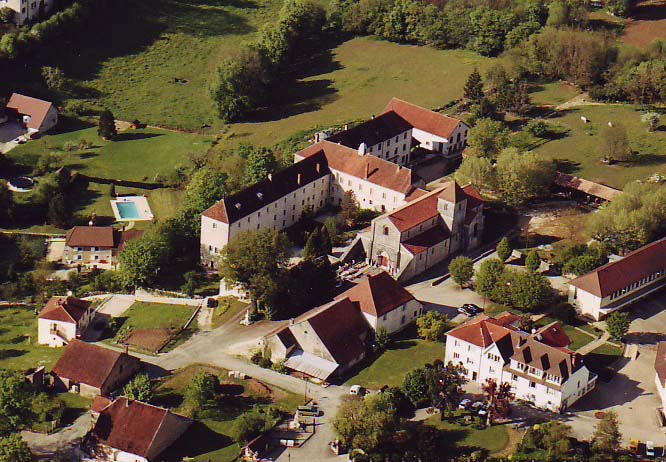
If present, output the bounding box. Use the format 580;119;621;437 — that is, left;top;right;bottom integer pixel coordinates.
21;412;92;456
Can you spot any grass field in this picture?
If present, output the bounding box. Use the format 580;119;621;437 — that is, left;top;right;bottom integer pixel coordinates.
426;415;512;454
8;125;212;182
535;105;666;189
157;364;302;462
344;338;447;389
529;81;580;106
0;305;63;371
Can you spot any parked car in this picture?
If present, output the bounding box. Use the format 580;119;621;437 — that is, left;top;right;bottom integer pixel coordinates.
458;399;472;410
647;441;655;458
470;401;484;412
350;385;366;396
458;304;483;317
297;405;320;417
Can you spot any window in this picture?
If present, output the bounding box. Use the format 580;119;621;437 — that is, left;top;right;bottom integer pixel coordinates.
512;374;518;381
94;255;99;260
529;381;536;388
395;136;399;142
401;315;405;324
212;223;217;229
383;226;389;236
453;352;460;359
403;133;407;140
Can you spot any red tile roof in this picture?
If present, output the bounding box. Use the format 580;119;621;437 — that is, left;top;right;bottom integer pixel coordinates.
52;340;140;390
569;237;666;297
93;397;190;460
338;270;415;317
656;342;666;387
402;225;450;255
38;296;91;323
446;313;519;348
6;93;55;131
295;298;369;367
382;98;465;140
296;141;422;195
534;322;572;349
327;111;412;149
66;226;116;248
203;151;329;224
385;181;470;232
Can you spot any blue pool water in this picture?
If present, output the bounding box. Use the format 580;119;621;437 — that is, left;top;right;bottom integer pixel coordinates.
116;202;141;220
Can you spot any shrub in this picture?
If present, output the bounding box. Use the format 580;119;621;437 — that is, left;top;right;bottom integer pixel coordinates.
496;237;512;262
526;119;549;138
375;327;391;351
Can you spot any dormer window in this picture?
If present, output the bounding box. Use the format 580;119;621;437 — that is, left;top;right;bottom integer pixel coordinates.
235;203;241;210
257;192;263;200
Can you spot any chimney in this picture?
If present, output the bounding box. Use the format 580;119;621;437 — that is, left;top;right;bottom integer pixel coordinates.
365;163;369;179
125;398;130;407
123;344;129;355
268;173;272;182
344;124;349;131
314;132;320;143
371;115;375;119
396;164;401;172
297;173;302;185
358;143;367;156
290;318;295;325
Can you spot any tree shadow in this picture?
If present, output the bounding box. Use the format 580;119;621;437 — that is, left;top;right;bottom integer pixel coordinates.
112;132;163;142
162;420;236;462
634;153;666;166
553;159;581;174
0;349;27;360
588;18;626;34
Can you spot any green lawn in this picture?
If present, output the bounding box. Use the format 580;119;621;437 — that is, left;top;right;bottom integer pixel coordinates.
529;81;580;106
0;305;63;371
8;126;212;182
426;415;511;454
533;316;596;351
118;302;197;330
344;339;447;389
211;297;249;329
583;342;624;381
157;364;302;462
534;105;666;189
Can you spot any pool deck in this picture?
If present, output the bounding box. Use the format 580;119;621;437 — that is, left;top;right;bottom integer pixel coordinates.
111;196;154;222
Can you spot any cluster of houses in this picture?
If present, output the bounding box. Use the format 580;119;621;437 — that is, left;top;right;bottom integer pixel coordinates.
200;98;482;282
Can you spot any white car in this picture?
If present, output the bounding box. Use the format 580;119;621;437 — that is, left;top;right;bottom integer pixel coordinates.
350;385;366;396
646;441;655;457
458;399;472;410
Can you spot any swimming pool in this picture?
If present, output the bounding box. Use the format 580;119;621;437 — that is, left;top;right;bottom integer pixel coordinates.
116;202;141;220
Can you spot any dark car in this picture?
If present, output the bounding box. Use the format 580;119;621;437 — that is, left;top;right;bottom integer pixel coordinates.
457;304;483;317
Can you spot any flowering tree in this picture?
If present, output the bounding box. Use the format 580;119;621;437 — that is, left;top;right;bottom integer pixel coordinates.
482;378;514;425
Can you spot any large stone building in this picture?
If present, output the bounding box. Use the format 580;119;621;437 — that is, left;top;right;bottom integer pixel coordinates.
445;313;596;412
568;237;666;321
359;181;484;281
200;98;469;268
62;226;143;270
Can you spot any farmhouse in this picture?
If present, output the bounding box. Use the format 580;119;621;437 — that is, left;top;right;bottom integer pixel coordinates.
264;270;422;380
63;226;143;270
89;397;191;462
568;237;666;321
335;270;423;334
5;93;58;135
37;296;95;347
359;181;484;280
1;0;54;24
445;313;596;412
200;99;468;268
51;340;141;397
265;297;371;381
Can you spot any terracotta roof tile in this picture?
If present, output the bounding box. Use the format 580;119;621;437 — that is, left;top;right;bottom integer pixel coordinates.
6;93;55;131
382;98;465;140
327;112;412;149
296;141;422;195
569;237;666;297
203;151;329;224
66;226;116;248
534;322;572;348
294;298;369;366
52;340;140;390
554;172;622;202
93;397;190;459
402;225;450;255
337;270;415;317
38;296;91;323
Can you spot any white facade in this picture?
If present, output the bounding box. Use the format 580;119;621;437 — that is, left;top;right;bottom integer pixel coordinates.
2;0;54;25
569;269;666;321
412;122;469;156
362;298;423;334
328;168;411;213
445;333;595;412
37;310;94;348
201;175;331;266
365;129;413;165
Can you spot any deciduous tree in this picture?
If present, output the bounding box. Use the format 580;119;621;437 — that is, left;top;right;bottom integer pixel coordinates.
592;410;621;455
467;118;510;159
416;311;447;341
448;256;474;288
123;374;153;403
0;434;32;462
0;370;34;435
601;123;633;162
184;168;228;213
606;312;630;342
482;379;514;425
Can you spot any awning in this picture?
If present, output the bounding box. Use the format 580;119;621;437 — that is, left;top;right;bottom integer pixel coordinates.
284;350;339;381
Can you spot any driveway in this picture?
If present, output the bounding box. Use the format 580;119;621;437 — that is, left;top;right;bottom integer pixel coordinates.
0;121;26;153
22;412;92;456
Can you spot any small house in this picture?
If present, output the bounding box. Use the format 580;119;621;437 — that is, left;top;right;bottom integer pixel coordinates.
63;226;143;270
51;340;141;397
37;296;95;347
5;93;58;135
